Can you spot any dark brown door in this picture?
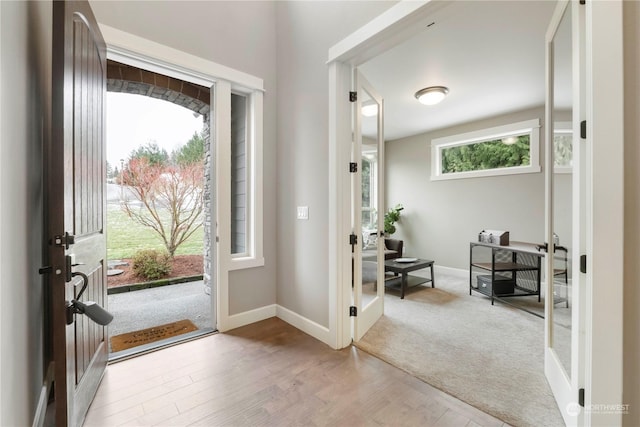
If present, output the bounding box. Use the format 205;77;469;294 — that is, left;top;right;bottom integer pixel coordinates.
49;1;108;425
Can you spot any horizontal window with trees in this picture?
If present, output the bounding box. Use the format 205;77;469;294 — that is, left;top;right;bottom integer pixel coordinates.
431;119;541;181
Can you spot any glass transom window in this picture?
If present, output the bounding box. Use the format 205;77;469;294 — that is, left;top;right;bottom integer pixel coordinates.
431;119;541;180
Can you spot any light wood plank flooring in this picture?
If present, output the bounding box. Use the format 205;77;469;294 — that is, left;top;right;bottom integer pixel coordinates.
84;318;508;426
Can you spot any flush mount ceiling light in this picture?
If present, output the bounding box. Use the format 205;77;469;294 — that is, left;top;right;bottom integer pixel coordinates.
361;103;378;117
414;86;449;105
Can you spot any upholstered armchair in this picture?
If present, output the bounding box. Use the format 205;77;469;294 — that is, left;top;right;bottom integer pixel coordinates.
384;239;403;260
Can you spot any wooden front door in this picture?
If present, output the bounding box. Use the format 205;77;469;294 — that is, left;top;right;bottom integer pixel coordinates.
49;1;108;425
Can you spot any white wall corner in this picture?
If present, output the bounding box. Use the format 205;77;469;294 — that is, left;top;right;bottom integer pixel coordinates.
221;304;277;332
218;304;332;348
276;305;332;347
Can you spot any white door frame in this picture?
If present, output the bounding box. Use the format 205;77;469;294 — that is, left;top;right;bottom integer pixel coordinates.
327;1;624;422
584;1;624;424
98;24;265;333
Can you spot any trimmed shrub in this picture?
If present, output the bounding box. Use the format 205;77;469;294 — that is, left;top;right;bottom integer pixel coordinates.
131;249;172;280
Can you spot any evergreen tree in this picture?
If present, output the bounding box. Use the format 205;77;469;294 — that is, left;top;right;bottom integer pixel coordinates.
172;131;205;165
128;141;169;166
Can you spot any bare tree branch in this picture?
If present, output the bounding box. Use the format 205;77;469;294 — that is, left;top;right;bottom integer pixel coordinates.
120;157;204;257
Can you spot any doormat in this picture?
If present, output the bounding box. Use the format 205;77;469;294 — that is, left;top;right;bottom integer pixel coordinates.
110;319;198;352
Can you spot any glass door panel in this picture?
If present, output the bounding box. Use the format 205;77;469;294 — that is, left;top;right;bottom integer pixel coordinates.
361;88;379;310
352;70;384;342
544;1;585;424
551;1;573;377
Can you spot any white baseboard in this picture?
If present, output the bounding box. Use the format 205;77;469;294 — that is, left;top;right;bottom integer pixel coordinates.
220;304;332;347
412;264;468;279
223;304;277;331
32;363;54;427
434;264;469;279
276;305;331;346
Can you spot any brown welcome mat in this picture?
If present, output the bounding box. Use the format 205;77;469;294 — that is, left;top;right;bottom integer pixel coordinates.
110;319;198;352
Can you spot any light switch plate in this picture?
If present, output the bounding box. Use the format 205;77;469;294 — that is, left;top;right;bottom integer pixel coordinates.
297;206;309;220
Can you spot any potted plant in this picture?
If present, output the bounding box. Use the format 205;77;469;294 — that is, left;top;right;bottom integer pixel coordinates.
384;204;404;235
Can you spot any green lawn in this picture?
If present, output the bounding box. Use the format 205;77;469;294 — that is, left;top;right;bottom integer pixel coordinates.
107;204;204;259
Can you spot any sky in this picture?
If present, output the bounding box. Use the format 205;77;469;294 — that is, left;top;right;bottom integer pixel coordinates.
106;92;204;168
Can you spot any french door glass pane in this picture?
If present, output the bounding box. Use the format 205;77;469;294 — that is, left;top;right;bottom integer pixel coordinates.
551;3;573;378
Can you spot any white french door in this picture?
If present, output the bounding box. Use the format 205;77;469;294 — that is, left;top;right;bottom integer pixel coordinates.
352;69;385;341
544;1;586;424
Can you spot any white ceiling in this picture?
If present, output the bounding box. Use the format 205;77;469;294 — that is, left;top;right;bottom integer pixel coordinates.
359;1;560;141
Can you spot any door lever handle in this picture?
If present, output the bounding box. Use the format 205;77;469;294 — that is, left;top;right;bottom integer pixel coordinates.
65;254;89;299
71;271;89;301
65;270;90;325
64;255;86;282
65;271;113;326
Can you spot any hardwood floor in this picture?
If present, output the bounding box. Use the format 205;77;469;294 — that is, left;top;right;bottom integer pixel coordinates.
84;318;508;426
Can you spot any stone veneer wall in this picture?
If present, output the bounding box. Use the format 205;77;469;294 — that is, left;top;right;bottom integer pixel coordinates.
107;60;213;294
202;112;213;295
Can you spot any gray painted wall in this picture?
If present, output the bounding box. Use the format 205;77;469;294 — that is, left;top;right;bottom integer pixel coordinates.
623;1;640;424
89;0;278;315
0;1;51;425
274;1;396;327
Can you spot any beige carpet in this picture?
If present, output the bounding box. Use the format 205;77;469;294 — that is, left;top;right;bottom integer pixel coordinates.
355;273;565;427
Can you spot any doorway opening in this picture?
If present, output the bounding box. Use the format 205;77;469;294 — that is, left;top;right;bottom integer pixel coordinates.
338;2;573;426
105;60;215;360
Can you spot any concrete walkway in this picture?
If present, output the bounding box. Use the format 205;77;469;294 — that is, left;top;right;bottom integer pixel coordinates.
107;280;212;338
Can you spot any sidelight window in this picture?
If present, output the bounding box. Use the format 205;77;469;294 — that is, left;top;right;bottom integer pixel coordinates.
228;89;264;270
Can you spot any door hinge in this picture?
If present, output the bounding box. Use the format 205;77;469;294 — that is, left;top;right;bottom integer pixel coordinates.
53;232;75;249
349;91;357;102
579;0;585;5
580;120;587;139
580;254;587;274
350;306;357;317
578;388;585;407
349;162;358;173
349;233;358;246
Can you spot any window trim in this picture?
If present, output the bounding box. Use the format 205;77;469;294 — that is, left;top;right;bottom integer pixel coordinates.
430;118;541;181
230;91;250;258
